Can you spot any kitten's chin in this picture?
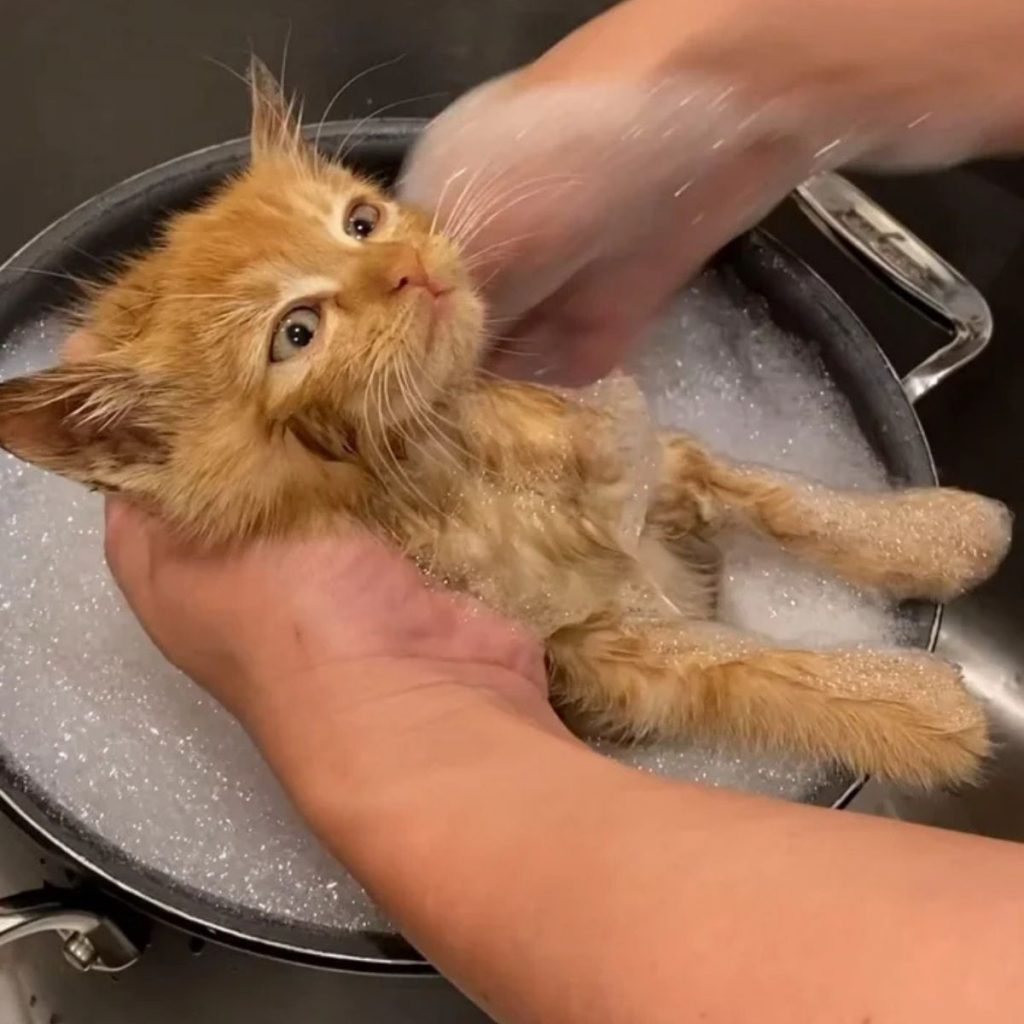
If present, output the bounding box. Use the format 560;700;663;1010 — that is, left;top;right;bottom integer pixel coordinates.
419;292;487;379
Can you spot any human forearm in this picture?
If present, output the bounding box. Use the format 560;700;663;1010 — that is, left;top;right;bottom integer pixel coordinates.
102;507;1024;1023
401;0;1024;387
272;663;1024;1024
525;0;1024;159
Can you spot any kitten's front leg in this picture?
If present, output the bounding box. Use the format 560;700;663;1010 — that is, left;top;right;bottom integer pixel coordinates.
547;613;988;788
649;433;1012;602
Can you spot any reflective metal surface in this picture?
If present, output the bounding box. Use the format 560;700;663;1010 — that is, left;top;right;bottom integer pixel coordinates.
795;173;994;401
0;889;141;973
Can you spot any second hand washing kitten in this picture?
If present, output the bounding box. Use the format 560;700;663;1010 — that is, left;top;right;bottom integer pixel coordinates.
0;62;1012;788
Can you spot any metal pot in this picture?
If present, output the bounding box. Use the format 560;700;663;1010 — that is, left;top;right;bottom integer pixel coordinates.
0;120;991;975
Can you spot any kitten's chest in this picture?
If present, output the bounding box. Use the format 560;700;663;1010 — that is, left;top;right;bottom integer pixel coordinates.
422;475;630;634
413;454;657;634
394;375;665;635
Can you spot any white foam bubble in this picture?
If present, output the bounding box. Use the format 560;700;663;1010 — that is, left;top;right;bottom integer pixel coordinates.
0;278;911;938
628;275;902;651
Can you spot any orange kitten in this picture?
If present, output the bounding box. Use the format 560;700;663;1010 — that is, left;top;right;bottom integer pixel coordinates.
0;62;1011;787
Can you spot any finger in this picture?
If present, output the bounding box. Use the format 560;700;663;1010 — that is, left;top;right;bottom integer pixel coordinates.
103;496;156;610
488;246;690;386
61;329;104;365
487;316;640;386
490;155;797;386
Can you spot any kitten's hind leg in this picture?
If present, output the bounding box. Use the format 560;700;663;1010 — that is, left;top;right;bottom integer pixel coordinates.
547;613;988;788
649;433;1012;602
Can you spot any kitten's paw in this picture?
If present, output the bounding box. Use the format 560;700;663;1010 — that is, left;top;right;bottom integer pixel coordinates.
923;491;1012;602
869;489;1013;602
846;653;989;789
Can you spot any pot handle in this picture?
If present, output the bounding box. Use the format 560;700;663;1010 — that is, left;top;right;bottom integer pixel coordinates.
0;887;142;972
793;172;992;404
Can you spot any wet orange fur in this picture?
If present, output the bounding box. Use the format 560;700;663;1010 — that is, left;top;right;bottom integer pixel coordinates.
0;62;1012;788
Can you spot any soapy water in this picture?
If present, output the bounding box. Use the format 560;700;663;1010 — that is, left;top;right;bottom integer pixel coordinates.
0;275;909;934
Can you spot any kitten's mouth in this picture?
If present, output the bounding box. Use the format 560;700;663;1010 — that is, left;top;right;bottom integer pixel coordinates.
411;284;461;343
417;283;455;313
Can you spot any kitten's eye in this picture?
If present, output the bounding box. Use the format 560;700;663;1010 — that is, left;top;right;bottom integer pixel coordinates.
345;201;381;240
271;306;320;363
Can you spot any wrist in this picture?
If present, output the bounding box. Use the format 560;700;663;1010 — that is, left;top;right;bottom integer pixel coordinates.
299;689;614;917
521;0;1024;164
237;655;571;838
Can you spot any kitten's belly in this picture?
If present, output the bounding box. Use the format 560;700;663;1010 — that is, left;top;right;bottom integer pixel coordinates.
419;482;628;635
424;486;712;635
430;520;610;635
636;533;718;620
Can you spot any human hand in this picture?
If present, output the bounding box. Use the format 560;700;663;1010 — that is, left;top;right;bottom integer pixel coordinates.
399;0;1024;386
103;499;551;798
400;66;805;385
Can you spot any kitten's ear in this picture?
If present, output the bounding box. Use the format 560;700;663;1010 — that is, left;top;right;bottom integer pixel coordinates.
248;56;306;162
0;362;171;491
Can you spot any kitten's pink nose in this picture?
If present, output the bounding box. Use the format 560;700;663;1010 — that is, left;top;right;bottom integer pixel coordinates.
386;244;448;298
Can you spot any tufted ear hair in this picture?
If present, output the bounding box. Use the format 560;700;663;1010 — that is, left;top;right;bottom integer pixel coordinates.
248;56;309;164
0;360;172;491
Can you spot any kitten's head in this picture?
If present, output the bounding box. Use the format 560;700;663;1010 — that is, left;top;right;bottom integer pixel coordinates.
0;61;485;540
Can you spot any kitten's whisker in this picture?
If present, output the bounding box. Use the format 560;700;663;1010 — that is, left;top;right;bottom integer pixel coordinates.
448;168;555;247
448;174;581;247
202;56;251;92
482;330;528;344
472;366;510;384
451;180;551;252
456;178;583;252
377;364;446;518
65;245;121;274
278;21;293;88
335;92;448;163
442;165;501;242
361;357;405;502
6;267;94;289
397;359;485;468
394;365;462;473
486;345;534;359
475;264;508;293
429;168;469;237
445;162;551;246
313;54;407;153
361;319;443;516
460;232;539;272
394;356;474;467
408;391;473;449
